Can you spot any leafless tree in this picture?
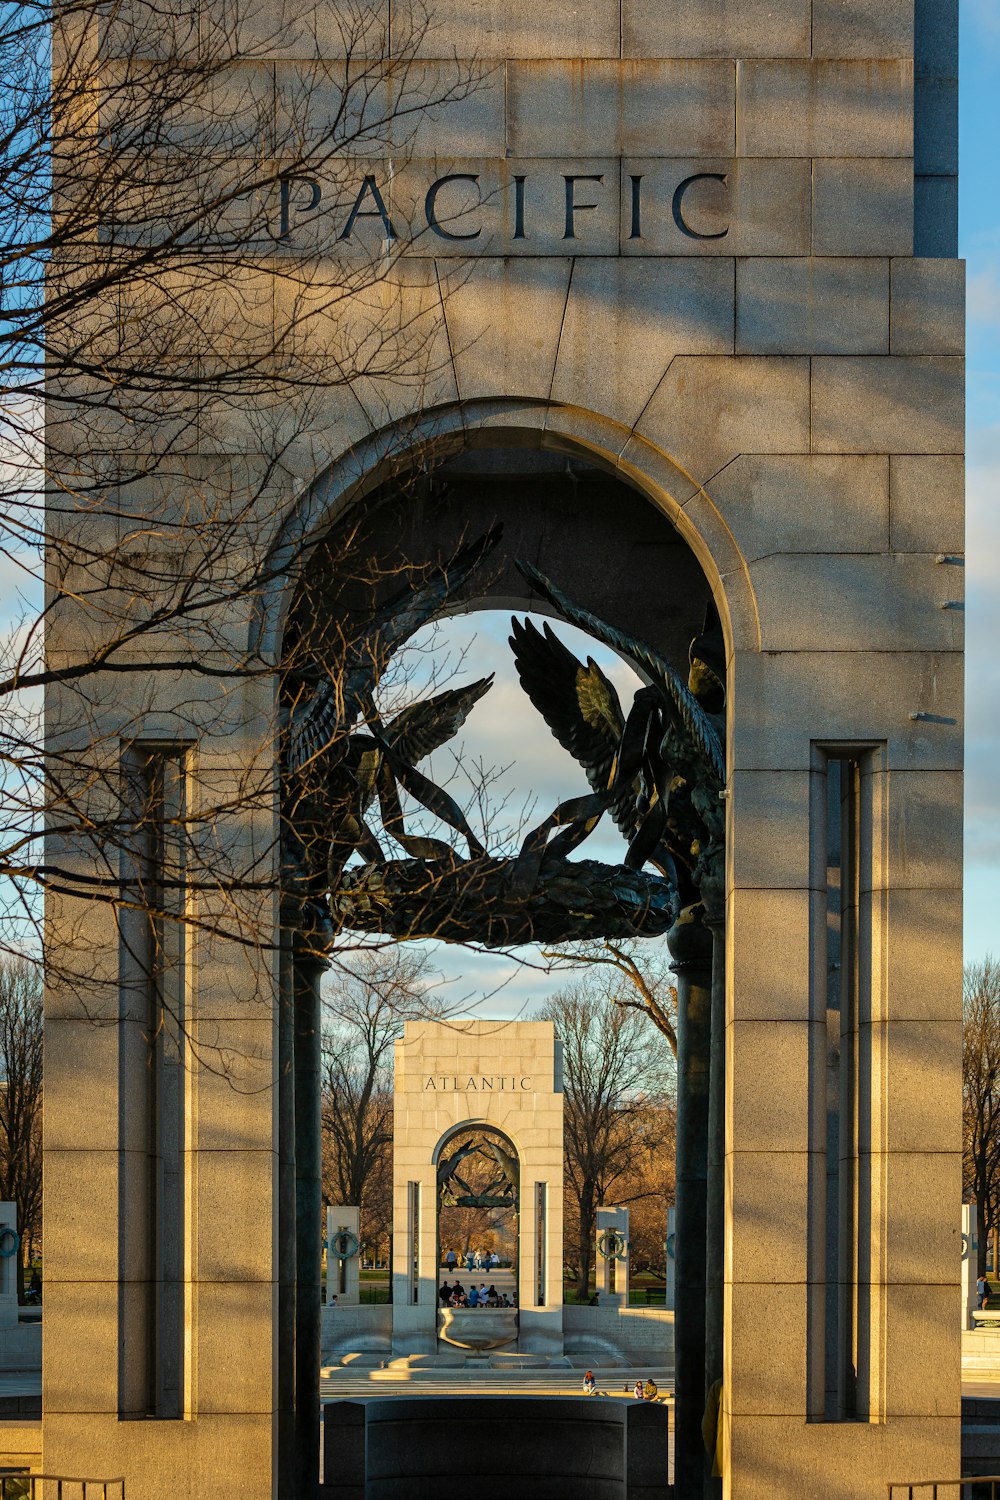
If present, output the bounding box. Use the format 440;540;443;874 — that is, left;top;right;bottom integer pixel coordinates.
537;979;674;1301
544;938;678;1056
964;956;1000;1276
0;957;43;1300
2;0;488;1017
608;1098;676;1278
321;944;438;1253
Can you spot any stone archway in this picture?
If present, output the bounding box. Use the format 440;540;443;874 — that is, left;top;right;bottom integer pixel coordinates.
433;1122;520;1350
253;399;759;667
391;1021;563;1358
277;411;739;1491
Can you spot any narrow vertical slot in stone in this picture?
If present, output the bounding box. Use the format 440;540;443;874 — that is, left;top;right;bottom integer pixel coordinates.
409;1182;420;1304
854;749;889;1425
535;1182;546;1306
835;754;860;1422
806;747;829;1422
118;746;188;1420
808;745;885;1424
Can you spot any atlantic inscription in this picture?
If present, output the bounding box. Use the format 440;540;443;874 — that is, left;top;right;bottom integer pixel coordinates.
422;1075;534;1092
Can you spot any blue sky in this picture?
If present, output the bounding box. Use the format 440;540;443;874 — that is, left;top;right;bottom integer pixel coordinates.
961;0;1000;964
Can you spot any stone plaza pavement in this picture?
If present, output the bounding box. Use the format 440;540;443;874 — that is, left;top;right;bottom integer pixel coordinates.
320;1362;675;1400
7;1367;1000;1404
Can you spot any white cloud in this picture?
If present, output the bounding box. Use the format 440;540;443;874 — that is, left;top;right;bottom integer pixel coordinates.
968;0;1000;44
969;264;1000;331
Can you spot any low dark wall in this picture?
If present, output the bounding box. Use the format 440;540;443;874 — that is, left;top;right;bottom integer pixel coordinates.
962;1395;1000;1481
322;1396;671;1500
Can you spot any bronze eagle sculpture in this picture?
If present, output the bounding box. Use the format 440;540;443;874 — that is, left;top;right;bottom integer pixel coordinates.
288;537;725;945
284;528;502;899
508;561;727;908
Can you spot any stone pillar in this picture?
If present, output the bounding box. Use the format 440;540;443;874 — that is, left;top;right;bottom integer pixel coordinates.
390;1157;437;1357
391;1022;564;1359
519;1173;564;1354
595;1206;630;1309
294;939;328;1500
277;919;297;1499
963;1204;980;1330
0;1204;19;1329
666;1207;676;1312
327;1208;361;1307
669;904;712;1500
703;899;726;1500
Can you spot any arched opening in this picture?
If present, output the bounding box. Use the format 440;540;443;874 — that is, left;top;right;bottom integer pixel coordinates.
283;441;714;674
435;1123;520;1344
279;424;730;1495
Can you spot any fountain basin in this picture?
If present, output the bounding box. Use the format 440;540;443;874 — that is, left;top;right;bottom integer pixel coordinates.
438;1308;518;1351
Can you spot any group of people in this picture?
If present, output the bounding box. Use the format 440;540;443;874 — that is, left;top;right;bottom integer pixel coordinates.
439;1280;513;1309
443;1247;503;1273
580;1371;660;1401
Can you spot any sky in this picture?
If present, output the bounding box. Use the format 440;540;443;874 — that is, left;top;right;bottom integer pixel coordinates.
960;0;1000;965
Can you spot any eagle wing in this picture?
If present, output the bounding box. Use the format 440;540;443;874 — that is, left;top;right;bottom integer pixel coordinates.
516;560;726;786
384;675;494;766
287;526;501;773
509;616;638;840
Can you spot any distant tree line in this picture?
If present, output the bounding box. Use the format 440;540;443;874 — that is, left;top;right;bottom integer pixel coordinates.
539;976;675;1299
964;956;1000;1275
0;957;42;1299
320;946;438;1266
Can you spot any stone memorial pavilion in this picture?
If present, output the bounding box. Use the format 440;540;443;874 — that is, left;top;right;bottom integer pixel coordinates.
390;1020;565;1357
39;0;963;1494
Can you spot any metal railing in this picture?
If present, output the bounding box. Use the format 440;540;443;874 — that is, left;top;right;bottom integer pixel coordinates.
888;1480;1000;1498
0;1476;124;1500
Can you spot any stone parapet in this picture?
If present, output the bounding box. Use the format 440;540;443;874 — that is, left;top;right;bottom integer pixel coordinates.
564;1306;674;1365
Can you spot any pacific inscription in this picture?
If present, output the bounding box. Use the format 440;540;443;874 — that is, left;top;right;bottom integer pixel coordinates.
275;162;734;248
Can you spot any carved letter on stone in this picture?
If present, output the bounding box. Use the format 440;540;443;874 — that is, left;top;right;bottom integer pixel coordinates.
629;175;643;240
339;176;396;241
278;176;321;240
563;175;604;240
671;173;730;241
425;174;482;241
513;175;527;240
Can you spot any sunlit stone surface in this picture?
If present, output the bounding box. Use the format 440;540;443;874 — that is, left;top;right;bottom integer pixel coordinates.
40;0;963;1492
